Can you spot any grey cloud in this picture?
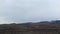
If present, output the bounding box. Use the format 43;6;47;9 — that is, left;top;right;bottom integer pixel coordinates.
0;0;60;23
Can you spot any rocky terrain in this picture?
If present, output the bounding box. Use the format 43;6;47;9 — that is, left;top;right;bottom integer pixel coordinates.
0;20;60;34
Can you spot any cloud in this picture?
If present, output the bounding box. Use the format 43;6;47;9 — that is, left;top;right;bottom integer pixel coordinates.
0;0;60;24
0;16;14;24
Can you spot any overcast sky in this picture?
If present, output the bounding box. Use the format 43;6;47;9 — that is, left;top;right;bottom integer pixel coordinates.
0;0;60;24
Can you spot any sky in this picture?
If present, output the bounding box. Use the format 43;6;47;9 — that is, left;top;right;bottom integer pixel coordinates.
0;0;60;24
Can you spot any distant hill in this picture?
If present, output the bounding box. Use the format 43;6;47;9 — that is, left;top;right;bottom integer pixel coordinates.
0;20;60;30
18;20;60;26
